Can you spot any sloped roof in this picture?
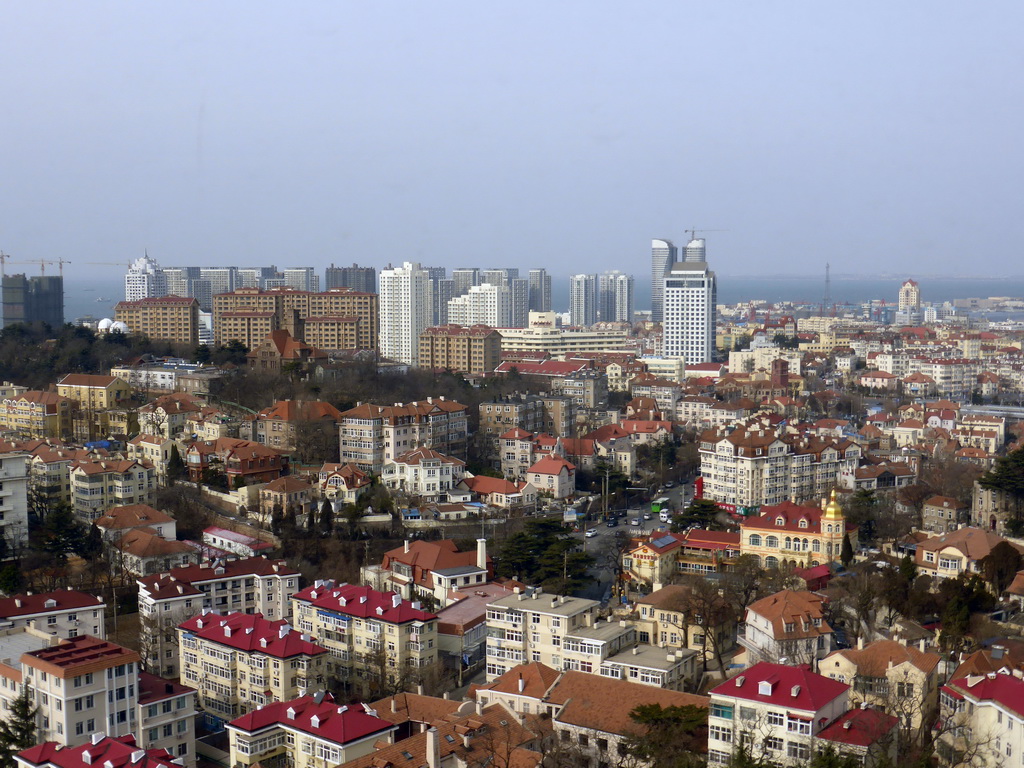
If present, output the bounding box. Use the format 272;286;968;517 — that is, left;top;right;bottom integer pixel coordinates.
17;735;179;768
58;373;122;388
745;590;832;640
392;447;465;467
180;611;327;659
0;589;103;619
261;475;313;494
817;708;898;748
254;399;342;422
95;504;174;530
292;582;436;624
114;529;193;559
711;662;847;711
229;692;394;745
945;670;1024;719
473;661;560;700
917;527;1024;561
826;639;940;677
461;475;522;496
527;455;576;475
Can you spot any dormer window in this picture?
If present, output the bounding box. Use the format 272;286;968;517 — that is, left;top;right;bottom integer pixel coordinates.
776;517;785;526
798;519;808;529
758;679;774;696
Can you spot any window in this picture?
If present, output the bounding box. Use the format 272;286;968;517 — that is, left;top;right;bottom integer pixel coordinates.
787;742;809;760
710;704;734;720
765;736;783;751
767;712;785;727
708;725;732;743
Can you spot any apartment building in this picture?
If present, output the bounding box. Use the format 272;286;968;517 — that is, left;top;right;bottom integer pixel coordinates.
706;663;897;767
178;611;328;718
0;631;141;745
337;397;468;474
479;396;546;437
69;459;156;522
552;370;608;409
213;287;378;350
137;557;300;678
56;374;133;410
217;311;278;350
382;448;466;500
16;735;184;768
136;673;197;764
485;588;694;690
633;584;737;662
0;390;73;439
227;692;397;768
699;425;861;509
823;639;941;733
0;590;106;639
113;296;201;345
418;324;502;375
361;538;492;607
0;448;30;548
497;311;636;356
291;581;439;692
939;669;1024;768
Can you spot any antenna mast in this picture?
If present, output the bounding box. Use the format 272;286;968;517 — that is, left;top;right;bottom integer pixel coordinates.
823;262;831;316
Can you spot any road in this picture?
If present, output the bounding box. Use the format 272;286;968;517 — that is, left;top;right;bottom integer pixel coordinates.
569;480;695;603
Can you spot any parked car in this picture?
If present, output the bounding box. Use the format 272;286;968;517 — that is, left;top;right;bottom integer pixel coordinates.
606;518;618;528
585;528;598;538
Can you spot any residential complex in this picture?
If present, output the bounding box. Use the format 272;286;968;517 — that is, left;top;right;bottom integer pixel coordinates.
0;590;107;639
417;324;502;375
113;297;200;344
378;261;431;365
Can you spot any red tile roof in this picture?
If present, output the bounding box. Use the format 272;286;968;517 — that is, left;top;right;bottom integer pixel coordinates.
711;662;848;711
58;374;122;388
18;735;179;768
292;582;436;624
179;611;327;659
138;671;194;704
526;456;576;475
23;635;141;679
945;670;1024;719
0;589;103;619
253;399;342;423
137;556;298;594
461;475;522;496
228;692;395;745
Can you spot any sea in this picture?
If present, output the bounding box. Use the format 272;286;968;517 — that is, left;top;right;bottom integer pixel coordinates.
59;273;1024;325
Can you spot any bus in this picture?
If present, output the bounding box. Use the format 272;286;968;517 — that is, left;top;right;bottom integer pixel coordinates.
651;497;671;514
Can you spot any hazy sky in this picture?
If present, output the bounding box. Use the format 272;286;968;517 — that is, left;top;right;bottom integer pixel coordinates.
2;2;1022;281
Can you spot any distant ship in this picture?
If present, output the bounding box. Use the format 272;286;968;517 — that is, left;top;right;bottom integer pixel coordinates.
96;297;111;302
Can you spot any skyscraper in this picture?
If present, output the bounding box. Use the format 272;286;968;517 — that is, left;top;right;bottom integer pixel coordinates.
651;239;678;324
598;271;634;323
325;263;376;293
898;279;921;311
451;269;480;297
237;266;279;289
281;267;319;292
379;262;431;365
447;283;511;327
2;275;64;328
200;267;238;298
568;274;598;327
124;253;165;301
662;238;717;364
528;269;552;312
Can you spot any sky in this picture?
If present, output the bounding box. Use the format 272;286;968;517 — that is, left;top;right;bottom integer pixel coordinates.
2;2;1022;282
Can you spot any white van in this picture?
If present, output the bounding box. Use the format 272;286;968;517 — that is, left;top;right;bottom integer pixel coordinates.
659;510;672;523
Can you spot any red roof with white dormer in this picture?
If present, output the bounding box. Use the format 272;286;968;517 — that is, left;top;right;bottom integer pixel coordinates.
743;500;855;536
527;455;576;475
292;582;436;624
228;692;396;746
711;662;848;712
178;611;327;659
944;670;1024;719
0;589;103;619
18;735;179;768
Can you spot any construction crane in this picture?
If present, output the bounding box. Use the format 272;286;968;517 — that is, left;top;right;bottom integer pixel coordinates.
0;254;70;278
685;227;729;241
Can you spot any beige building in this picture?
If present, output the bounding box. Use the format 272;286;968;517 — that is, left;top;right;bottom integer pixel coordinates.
216;310;278;350
740;493;857;569
0;390;73;439
70;458;156;521
57;373;133;410
382;447;466;499
138;557;300;678
823;639;941;733
939;669;1024;768
213;287;378;350
922;494;968;533
0;589;106;639
226;692;397;768
291;582;439;694
739;590;834;665
634;584;737;662
337;397;468;474
418;324;502;375
914;526;1024;581
178;610;329;718
497;311;637;356
115;296;200;345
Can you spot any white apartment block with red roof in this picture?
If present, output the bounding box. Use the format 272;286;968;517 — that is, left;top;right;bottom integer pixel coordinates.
177;611;328;719
740;590;834;666
525;455;576;499
0;448;30;547
0;590;106;640
69;459;156;522
226;692;397;768
0;630;142;746
291;581;438;692
137;557;300;678
137;672;197;766
361;538;493;608
940;669;1024;767
707;662;850;766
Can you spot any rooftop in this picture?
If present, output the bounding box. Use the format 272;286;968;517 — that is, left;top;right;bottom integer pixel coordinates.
23;635;140;679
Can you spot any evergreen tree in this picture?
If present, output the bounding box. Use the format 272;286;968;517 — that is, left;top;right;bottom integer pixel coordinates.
840;534;854;567
79;524;104;560
979;448;1024;535
671;499;722;532
40;502;84;562
0;563;22;595
0;686;37;768
166;444;185;483
620;703;707;768
318;499;334;537
980;540;1022;594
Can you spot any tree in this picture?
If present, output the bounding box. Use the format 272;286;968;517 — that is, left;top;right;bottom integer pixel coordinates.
671;498;723;532
840;534;854;567
38;502;85;562
809;747;862;768
0;564;23;595
0;687;37;768
496;518;593;593
166;444;185;483
979;448;1024;535
80;524;104;560
979;540;1023;595
319;499;335;537
619;703;707;768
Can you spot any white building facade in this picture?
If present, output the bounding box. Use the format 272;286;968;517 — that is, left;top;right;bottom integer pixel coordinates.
379;262;431;365
662;238;717;364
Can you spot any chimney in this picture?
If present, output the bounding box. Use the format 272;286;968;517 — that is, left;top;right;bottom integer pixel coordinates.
477;538;487;570
404;539;410;553
426;727;440;768
518;677;525;693
91;733;105;746
391;698;398;713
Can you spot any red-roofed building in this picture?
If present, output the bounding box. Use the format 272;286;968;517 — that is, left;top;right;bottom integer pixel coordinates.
243;399;343;452
137;672;198;763
708;662;850;765
382;447;467;499
226;692;397;768
184;436;289;484
740;493;857;570
0;589;107;639
493;359;591;378
291;581;438;696
816;708;899;764
317;462;371;503
178;611;328;717
246;329;329;374
17;734;182;768
137;557;300;678
457;474;538;511
69;459;157;522
741;590;835;665
525;455;576;499
365;539;493;606
940;670;1024;765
